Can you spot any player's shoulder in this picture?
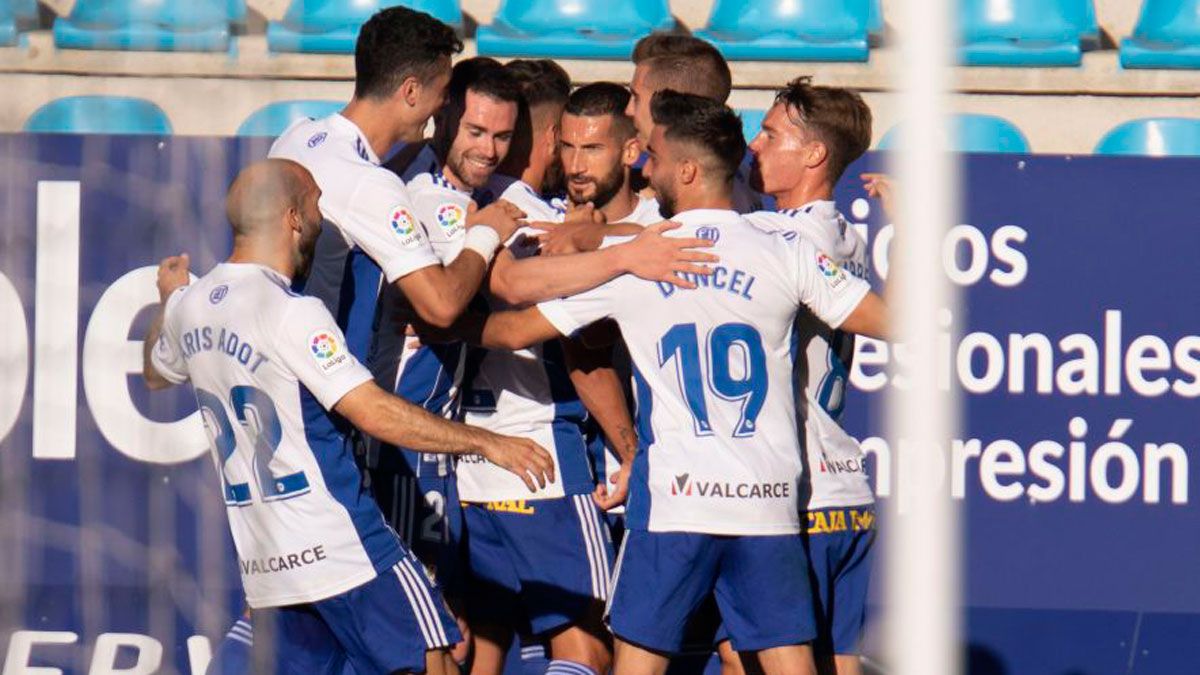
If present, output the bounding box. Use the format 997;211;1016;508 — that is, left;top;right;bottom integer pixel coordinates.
627;196;663;225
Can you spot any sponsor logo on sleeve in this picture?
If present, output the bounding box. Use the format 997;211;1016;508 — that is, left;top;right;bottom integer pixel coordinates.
307;132;328;148
816;251;848;289
309;329;350;374
435;203;466;238
389;206;423;249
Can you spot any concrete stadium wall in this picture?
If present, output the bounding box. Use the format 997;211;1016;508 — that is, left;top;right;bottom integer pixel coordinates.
0;0;1195;153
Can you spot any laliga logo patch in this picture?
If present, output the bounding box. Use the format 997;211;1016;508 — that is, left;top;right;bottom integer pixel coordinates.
307;132;328;148
309;329;350;374
389;206;421;249
209;285;229;305
696;226;720;243
435;203;465;236
816;251;847;289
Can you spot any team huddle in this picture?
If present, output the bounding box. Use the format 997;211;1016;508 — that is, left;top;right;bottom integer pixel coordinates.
140;6;890;675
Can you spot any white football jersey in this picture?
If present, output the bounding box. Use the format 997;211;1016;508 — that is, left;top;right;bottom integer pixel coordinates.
456;176;593;502
268;114;440;360
151;263;403;608
745;201;874;509
536;209;871;535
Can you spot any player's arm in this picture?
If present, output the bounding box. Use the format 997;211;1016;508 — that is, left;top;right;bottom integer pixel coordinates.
840;291;888;341
395;200;528;327
486;221;718;306
534;219;648;255
142;253;191;391
334;381;554;492
562;332;637;510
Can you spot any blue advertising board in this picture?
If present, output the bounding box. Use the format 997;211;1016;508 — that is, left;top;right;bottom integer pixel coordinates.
0;135;1196;673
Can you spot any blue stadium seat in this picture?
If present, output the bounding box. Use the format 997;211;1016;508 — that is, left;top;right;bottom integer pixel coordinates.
238;100;344;137
0;3;17;46
24;96;173;135
228;0;248;25
476;0;673;59
867;0;884;37
958;0;1097;67
53;0;231;51
1094;118;1200;156
1120;0;1200;69
694;0;871;62
738;108;766;143
878;114;1030;154
14;0;39;24
268;0;463;54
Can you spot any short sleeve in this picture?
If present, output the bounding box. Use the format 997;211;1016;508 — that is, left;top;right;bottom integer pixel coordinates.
150;286;190;384
341;170;442;283
274;297;373;410
793;238;872;329
535;280;620;337
409;184;469;264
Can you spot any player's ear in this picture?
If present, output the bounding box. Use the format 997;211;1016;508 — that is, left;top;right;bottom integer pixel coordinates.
398;75;421;108
678;158;698;186
806;139;829;170
622;137;641;166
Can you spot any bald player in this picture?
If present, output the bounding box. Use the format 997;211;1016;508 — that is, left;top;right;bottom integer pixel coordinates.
143;160;555;675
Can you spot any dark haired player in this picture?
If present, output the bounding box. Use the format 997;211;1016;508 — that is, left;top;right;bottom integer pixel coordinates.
450;91;889;675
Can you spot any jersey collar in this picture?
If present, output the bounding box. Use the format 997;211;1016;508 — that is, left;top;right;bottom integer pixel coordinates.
670;208;744;228
329;113;381;165
777;199;835;219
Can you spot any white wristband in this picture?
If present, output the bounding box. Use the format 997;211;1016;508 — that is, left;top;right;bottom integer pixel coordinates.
463;225;501;264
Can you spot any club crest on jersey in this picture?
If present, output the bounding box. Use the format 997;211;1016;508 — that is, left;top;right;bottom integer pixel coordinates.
696;226;720;243
436;203;466;237
209;285;229;305
307;132;327;148
309;329;350;374
389;206;422;249
816;251;848;289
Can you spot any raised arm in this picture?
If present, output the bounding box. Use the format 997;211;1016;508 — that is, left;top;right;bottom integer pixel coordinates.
487;221;718;306
334;381;555;493
839;290;888;341
142;254;191;391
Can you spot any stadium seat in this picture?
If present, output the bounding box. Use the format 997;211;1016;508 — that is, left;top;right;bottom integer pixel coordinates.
14;0;38;24
0;3;17;46
24;96;173;135
53;0;231;52
268;0;463;54
228;0;248;25
867;0;884;37
238;100;345;137
1120;0;1200;69
694;0;871;62
878;114;1031;154
1093;118;1200;156
738;108;766;143
476;0;674;59
957;0;1098;67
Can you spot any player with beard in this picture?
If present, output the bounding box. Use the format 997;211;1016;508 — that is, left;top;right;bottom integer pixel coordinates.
142;160;555;675
443;90;890;675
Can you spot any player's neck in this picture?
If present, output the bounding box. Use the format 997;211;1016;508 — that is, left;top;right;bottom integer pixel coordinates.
598;185;639;223
227;241;294;281
774;179;833;211
441;163;470;192
519;166;544;193
675;186;734;214
340;99;406;161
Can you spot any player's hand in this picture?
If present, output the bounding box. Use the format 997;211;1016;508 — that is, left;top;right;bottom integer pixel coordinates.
156;253;190;303
530;220;609;257
467;199;527;244
476;431;556;493
621;221;719;289
861;173;897;221
593;463;630;511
